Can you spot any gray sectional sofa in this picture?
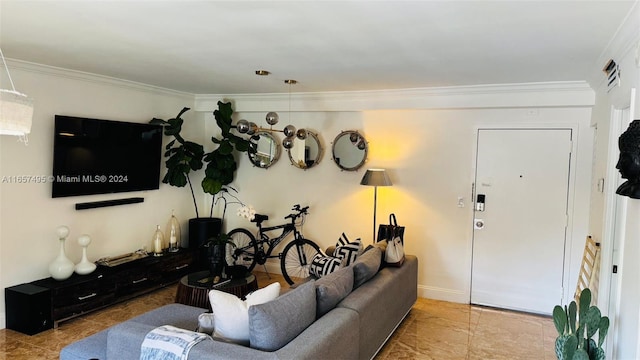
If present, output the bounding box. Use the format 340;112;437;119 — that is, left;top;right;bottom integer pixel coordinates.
60;248;418;360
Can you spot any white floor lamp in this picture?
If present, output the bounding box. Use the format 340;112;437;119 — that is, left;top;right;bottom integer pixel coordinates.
360;169;392;243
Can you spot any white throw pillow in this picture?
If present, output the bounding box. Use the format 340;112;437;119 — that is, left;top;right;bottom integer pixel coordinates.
208;282;280;345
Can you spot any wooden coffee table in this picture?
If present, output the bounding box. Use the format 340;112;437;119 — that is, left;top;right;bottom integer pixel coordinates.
175;270;258;310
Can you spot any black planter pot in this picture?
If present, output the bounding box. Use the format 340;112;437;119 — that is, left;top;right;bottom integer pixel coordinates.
188;218;222;248
189;218;222;270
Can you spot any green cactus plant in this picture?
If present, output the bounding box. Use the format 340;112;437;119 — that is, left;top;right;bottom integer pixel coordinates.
553;288;609;360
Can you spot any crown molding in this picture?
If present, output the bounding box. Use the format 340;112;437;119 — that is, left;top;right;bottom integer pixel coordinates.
195;81;595;112
5;59;594;111
5;59;194;99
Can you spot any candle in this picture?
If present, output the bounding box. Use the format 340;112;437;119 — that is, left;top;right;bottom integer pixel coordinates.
154;234;162;254
170;228;177;245
152;225;164;256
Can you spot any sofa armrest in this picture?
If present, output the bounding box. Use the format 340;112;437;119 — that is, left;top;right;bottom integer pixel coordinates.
127;303;206;329
107;321;155;360
338;254;418;360
107;320;281;360
60;329;108;360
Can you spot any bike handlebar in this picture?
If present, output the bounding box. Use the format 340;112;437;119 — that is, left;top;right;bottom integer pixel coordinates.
284;204;309;220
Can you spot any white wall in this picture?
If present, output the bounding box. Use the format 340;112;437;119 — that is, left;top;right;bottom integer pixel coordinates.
587;2;640;358
0;61;597;331
211;91;594;306
0;62;200;328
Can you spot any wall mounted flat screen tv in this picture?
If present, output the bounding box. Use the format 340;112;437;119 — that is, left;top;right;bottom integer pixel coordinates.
52;115;163;198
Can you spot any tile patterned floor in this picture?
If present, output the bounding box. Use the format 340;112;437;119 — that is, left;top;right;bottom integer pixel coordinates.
0;271;556;359
376;298;557;360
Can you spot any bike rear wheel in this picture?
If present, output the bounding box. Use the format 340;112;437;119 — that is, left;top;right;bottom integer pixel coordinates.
280;238;321;285
226;228;258;272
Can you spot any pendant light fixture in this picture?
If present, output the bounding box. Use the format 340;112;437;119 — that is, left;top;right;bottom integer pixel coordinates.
0;48;33;143
235;71;301;149
282;79;307;149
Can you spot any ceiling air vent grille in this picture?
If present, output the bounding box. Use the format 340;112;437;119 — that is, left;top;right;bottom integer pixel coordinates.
602;59;620;93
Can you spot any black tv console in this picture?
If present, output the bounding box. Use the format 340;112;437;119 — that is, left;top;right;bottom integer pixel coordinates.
5;249;195;335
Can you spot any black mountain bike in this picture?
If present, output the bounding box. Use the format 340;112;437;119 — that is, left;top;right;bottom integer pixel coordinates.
225;204;321;285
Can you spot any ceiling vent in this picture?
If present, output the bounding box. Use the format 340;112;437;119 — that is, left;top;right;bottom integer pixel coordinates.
602;59;620;93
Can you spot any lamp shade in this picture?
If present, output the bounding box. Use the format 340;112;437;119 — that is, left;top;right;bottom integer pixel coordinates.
0;89;33;136
360;169;392;187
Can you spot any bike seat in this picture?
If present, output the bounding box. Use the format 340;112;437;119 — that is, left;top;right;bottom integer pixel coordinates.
252;214;269;224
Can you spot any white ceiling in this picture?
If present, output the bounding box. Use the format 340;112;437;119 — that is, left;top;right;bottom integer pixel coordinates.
1;1;637;94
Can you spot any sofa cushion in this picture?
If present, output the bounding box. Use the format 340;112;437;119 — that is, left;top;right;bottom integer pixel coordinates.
248;280;316;351
315;266;354;318
334;233;362;266
352;246;382;289
364;241;388;270
309;252;342;278
208;282;280;345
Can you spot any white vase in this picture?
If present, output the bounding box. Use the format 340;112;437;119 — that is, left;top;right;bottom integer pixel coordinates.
75;234;96;275
49;226;74;280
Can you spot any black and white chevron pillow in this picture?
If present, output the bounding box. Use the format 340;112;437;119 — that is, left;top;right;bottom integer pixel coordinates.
309;252;342;278
334;233;362;266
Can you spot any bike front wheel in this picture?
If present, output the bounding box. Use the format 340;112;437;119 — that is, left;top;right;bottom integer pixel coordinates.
226;228;258;272
280;238;321;285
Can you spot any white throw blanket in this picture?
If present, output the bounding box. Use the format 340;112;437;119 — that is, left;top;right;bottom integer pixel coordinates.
140;325;209;360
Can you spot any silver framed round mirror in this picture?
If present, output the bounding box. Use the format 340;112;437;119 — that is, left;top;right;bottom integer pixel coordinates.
287;131;323;170
248;131;281;169
332;130;368;171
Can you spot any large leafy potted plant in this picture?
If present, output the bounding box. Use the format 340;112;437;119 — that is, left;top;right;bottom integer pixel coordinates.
151;101;255;253
553;288;609;360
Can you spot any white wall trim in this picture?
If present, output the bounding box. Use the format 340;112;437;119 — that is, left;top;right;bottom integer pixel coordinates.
6;59;194;100
418;285;468;304
195;81;595;112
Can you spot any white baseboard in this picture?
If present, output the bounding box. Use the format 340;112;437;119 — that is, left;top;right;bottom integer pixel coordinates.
254;261;282;276
418;285;469;304
0;312;5;329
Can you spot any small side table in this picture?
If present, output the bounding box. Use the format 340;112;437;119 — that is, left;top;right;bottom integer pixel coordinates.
175;271;258;309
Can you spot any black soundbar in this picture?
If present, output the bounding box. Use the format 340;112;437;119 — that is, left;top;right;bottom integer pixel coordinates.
75;197;144;210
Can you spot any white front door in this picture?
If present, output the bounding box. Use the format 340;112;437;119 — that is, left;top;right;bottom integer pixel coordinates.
471;128;572;314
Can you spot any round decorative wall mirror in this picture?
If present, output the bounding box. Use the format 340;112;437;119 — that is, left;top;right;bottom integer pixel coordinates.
287;131;323;170
331;130;368;171
248;131;281;169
